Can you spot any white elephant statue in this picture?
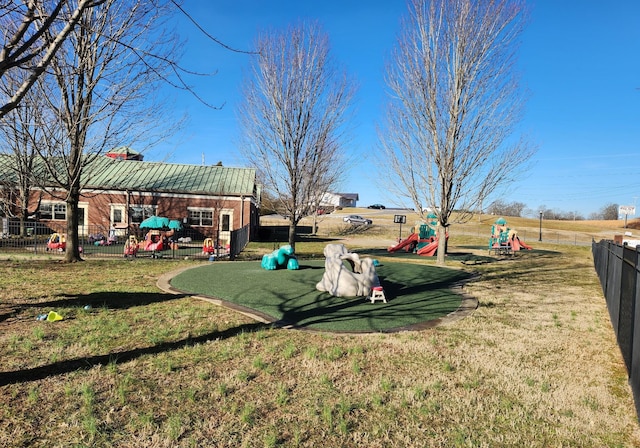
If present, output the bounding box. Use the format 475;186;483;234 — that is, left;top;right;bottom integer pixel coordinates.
316;243;380;297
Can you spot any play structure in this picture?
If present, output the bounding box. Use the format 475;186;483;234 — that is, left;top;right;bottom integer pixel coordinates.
489;217;533;255
46;233;66;251
388;216;446;257
144;229;164;252
138;216;182;257
123;235;139;257
202;238;230;257
316;243;381;298
202;238;215;255
261;245;299;270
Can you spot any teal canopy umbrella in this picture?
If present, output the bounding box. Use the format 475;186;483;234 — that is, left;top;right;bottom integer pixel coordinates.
140;216;170;230
168;219;183;231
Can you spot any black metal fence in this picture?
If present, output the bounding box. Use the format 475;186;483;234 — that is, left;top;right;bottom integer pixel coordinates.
0;221;251;260
592;239;640;419
229;224;250;260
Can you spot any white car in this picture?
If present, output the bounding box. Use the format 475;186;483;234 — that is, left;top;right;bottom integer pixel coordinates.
343;215;372;225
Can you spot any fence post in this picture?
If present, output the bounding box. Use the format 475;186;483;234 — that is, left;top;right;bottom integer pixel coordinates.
605;243;623;335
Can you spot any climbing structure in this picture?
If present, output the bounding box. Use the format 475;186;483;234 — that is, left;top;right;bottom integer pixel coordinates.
488;217;532;255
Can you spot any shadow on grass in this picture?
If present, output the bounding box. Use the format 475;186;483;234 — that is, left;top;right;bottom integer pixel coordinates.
0;321;268;386
274;287;465;333
3;292;188;322
45;291;186;310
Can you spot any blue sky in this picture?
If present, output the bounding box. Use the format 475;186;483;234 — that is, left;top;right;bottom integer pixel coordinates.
148;1;640;218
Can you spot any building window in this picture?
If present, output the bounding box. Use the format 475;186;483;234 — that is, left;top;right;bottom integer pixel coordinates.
39;202;66;220
53;204;66;220
221;214;230;232
129;205;156;223
40;204;52;220
188;209;213;226
113;208;123;224
110;204;126;226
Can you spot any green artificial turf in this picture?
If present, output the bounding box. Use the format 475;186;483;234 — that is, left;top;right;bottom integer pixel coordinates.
170;259;469;332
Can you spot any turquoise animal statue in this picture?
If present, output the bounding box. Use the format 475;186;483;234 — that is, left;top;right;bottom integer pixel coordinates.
261;245;299;270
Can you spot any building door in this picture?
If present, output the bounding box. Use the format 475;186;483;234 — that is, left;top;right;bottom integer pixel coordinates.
78;203;88;236
218;210;232;249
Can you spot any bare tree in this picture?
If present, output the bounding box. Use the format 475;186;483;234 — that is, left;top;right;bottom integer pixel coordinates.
600;203;620;221
379;0;533;264
0;0;103;117
238;22;355;250
0;77;48;234
486;199;527;217
32;0;179;262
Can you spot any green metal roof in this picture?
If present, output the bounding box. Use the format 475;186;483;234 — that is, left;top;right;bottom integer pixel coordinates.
0;154;257;197
84;157;256;196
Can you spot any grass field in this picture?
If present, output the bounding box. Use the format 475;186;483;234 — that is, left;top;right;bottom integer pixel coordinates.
1;216;640;447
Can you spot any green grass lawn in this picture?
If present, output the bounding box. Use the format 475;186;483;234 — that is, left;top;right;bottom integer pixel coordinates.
170;259;469;332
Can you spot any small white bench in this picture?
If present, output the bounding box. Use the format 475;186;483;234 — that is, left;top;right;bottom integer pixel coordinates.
369;286;387;303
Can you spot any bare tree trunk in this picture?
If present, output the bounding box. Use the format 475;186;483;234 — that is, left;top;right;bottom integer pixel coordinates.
65;189;82;262
436;224;447;265
288;220;297;251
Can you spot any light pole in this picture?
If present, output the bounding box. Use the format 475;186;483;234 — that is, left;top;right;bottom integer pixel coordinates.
538;211;543;242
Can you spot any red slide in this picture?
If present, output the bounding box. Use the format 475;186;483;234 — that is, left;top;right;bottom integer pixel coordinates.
512;236;532;251
388;233;419;252
416;238;439;256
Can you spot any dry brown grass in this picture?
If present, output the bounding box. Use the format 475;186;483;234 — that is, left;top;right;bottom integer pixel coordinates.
290;209;635;246
1;216;640;447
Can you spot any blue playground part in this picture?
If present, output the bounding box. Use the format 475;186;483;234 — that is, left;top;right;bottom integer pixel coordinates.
261;245;299;270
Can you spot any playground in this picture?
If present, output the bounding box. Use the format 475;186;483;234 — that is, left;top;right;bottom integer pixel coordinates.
1;221;638;447
488;217;533;255
167;255;475;333
385;215;533;258
162;218;534;333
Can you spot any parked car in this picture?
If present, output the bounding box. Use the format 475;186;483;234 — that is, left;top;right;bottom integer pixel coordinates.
343;215;372;225
367;204;386;209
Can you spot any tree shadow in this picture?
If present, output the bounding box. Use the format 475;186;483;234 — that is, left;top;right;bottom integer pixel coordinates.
3;292;188;321
271;268;472;332
0;321;268;386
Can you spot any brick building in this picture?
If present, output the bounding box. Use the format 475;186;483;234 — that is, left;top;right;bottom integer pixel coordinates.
1;155;261;246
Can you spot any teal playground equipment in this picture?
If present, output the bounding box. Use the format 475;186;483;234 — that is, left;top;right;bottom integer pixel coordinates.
261;245;300;270
489;217;532;255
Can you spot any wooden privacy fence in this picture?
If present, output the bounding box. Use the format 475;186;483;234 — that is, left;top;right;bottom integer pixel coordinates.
592;239;640;420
